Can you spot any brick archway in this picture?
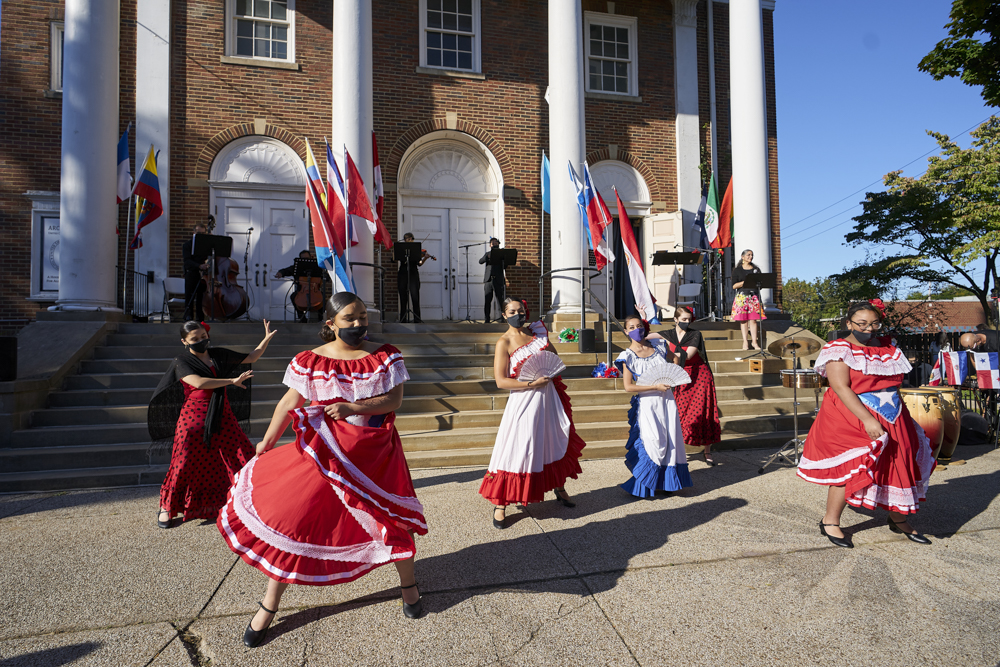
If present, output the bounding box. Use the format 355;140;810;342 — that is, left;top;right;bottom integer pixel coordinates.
384;120;514;186
585;148;661;203
196;123;305;179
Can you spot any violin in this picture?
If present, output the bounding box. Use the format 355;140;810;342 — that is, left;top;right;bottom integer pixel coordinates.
292;275;325;312
420;250;437;262
200;216;249;321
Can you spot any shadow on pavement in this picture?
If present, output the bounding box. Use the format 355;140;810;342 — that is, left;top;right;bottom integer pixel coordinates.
0;487;159;520
412;467;487;489
0;642;101;667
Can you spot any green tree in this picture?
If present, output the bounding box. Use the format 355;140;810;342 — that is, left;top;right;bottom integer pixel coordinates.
919;0;1000;107
834;116;1000;325
905;284;976;300
781;277;844;338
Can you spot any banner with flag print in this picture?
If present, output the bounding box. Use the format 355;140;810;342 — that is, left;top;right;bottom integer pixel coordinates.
941;351;969;386
129;145;162;250
974;352;1000;389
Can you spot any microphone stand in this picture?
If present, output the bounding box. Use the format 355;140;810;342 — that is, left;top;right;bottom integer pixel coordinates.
460;241;486;323
241;228;254;322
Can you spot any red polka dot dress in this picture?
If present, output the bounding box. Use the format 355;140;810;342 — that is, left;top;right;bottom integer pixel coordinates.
663;329;721;448
159;367;255;521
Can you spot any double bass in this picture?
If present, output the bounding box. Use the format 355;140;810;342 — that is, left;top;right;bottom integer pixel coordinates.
292;274;325;313
200;217;249;320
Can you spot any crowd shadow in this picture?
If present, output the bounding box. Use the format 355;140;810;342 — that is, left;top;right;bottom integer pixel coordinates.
0;642;101;667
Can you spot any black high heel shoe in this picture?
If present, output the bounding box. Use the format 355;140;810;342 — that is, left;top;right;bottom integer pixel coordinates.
554;487;576;508
819;521;852;549
401;583;424;618
887;517;931;544
242;601;277;648
493;506;506;529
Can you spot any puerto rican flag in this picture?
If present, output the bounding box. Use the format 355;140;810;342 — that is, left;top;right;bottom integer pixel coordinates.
974;352;1000;389
941;351;969;386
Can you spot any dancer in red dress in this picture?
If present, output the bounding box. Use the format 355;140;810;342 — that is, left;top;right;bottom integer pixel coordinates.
660;306;722;465
148;320;275;527
218;293;428;648
797;300;934;548
479;298;586;528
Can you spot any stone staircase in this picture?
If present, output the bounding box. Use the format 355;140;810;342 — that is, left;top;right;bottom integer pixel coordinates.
0;320;815;492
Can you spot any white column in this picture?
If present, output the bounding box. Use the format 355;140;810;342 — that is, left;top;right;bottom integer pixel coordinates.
134;0;171;311
547;0;586;315
57;0;120;310
331;0;376;312
673;0;701;284
730;0;773;307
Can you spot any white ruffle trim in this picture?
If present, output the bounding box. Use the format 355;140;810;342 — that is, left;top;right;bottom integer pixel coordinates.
813;340;913;378
846;422;934;513
283;351;410;403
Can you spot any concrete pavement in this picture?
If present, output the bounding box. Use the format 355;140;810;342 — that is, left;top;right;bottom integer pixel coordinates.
2;445;999;666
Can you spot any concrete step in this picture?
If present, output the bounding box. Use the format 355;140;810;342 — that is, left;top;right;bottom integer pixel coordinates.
0;442;165;473
0;465;169;493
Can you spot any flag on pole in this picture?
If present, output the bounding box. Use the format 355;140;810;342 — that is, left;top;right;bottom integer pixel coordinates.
716;176;733;248
117;123;132;204
974;352;1000;389
567;161;590;247
371;132;392;249
928;357;942;386
704;173;722;248
614;186;658;323
541;151;551;214
344;146;393;249
324;143;348;256
306;140;354;293
129;145;162;250
941;351;969;385
694;185;709;249
581;162;615;270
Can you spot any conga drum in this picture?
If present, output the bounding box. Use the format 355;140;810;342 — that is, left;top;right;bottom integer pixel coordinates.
934;386;962;460
900;388;944;459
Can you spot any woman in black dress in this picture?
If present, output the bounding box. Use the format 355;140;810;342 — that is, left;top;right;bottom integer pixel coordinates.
148;320;276;527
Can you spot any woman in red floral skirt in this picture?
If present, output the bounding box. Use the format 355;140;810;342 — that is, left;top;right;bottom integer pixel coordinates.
797;300;934;548
660;306;721;465
147;320;275;528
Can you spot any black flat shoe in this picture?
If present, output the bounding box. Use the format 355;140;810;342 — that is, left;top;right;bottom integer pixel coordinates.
156;510;172;529
492;506;506;529
887;517;931;544
819;521;853;549
554;487;576;508
243;601;277;648
401;583;423;618
703;451;717;467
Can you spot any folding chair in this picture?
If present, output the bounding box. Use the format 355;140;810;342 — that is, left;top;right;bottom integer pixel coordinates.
162;277;187;323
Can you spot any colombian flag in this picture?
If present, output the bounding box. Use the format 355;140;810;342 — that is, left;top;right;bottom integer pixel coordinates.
129;145;162;249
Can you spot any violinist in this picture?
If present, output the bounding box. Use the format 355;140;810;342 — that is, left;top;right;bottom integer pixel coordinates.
182;223;209;321
275;250;325;323
398;233;435;323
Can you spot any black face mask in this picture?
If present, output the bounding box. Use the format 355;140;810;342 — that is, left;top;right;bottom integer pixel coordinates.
677;321;691;331
337;325;368;347
187;339;210;353
852;330;874;344
507;314;526;329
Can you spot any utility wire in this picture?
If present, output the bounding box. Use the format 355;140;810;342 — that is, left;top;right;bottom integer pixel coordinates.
780;115;993;232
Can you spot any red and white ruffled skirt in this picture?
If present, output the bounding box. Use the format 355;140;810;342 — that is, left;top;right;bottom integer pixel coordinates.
797;391;935;515
479;377;586;505
218;406;427;585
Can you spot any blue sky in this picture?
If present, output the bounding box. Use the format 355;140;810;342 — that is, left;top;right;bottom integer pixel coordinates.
773;1;992;289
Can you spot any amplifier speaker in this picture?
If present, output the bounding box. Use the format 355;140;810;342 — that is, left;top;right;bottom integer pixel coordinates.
578;328;596;353
0;337;16;382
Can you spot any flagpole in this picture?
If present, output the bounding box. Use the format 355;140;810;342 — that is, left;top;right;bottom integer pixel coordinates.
122;194;133;310
540;150;546;315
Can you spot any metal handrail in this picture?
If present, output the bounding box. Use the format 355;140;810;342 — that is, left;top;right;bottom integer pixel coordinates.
116;266;151;320
348;261;386;319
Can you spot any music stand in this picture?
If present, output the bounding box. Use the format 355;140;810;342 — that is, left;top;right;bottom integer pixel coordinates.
737;272;779;361
393;242;422;322
651;251;703;266
192;234;234;322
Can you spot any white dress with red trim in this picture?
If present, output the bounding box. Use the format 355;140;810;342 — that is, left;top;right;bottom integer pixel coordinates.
615;339;692;497
217;345;427;586
797;337;935;515
479;321;587;505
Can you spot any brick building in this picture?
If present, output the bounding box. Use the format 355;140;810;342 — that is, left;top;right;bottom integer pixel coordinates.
0;0;781;326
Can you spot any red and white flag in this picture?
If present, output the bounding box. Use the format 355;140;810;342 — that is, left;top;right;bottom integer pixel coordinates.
344;146;393;250
614;187;656;321
372;131;392;249
941;351;969;386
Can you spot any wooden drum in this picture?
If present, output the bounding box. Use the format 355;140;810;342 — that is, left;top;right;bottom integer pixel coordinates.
781;369;823;389
934;386;962;460
900;388;944;459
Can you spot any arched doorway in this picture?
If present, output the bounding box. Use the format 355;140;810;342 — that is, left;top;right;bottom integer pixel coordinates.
209;137;308;321
397;131;504;321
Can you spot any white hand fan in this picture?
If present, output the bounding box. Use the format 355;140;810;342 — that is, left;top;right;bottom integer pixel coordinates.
517;350;567;382
636;360;691;388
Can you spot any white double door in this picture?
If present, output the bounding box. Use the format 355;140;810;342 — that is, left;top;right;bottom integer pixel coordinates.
401;206;495;321
215;191;309;321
